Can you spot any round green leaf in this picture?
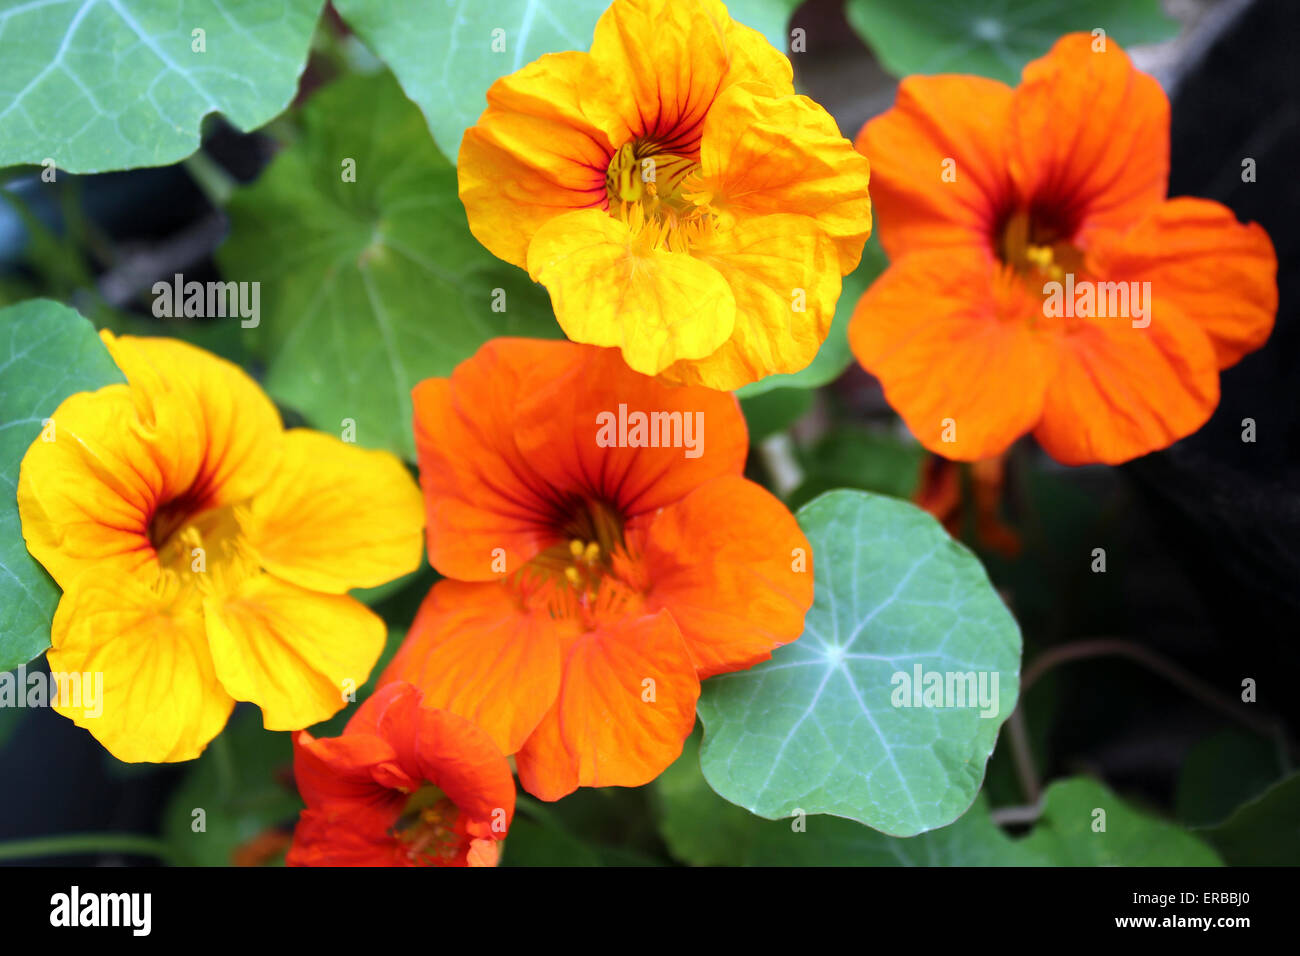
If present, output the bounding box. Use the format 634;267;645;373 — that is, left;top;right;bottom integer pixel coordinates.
845;0;1178;85
0;299;125;671
217;71;560;459
1025;778;1222;866
0;0;323;173
697;488;1022;836
333;0;799;161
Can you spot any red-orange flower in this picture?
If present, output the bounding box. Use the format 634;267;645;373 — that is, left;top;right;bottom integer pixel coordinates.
383;339;813;800
287;682;514;867
849;33;1277;465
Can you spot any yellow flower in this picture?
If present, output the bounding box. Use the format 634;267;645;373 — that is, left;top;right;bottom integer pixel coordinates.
17;333;424;762
458;0;872;390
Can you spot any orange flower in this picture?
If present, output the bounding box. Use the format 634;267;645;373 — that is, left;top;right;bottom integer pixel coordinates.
458;0;871;390
288;682;514;867
17;333;424;762
849;33;1277;464
383;339;813;800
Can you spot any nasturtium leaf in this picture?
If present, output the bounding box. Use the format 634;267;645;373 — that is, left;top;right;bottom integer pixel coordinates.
0;0;323;173
658;733;1042;865
1198;772;1300;866
333;0;801;162
1023;778;1222;866
1174;730;1283;828
788;425;924;510
697;488;1021;837
737;234;887;398
218;71;560;459
0;299;125;672
844;0;1179;86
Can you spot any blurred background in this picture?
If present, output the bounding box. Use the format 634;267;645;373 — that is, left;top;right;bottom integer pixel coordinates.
1;0;1296;865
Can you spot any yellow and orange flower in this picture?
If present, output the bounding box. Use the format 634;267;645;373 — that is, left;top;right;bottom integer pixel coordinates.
288;682;514;867
382;338;813;800
849;33;1277;464
17;333;424;763
458;0;872;390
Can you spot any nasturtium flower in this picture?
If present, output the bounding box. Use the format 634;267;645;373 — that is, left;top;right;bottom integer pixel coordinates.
17;333;424;763
288;682;514;867
383;338;813;800
458;0;872;390
849;33;1277;464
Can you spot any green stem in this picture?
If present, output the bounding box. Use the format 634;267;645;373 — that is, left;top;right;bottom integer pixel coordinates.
0;833;179;864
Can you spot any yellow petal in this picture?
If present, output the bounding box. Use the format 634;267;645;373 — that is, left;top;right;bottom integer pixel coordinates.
204;575;385;731
47;571;234;763
240;429;423;594
459;51;623;270
661;213;841;390
99;332;283;507
700;85;872;272
527;208;735;376
18;385;162;588
590;0;793;154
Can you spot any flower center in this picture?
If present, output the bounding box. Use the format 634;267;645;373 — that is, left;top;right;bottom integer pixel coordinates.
996;208;1084;284
516;499;647;627
393;785;463;866
150;502;258;595
605;139;714;251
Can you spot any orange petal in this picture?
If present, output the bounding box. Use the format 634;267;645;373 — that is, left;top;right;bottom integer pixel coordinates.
701;85;871;272
414;339;748;581
1010;33;1168;244
512;340;749;515
381;580;570;756
344;682;516;835
515;610;699;800
589;0;793;158
856;73;1014;259
47;571;233;763
638;475;813;678
204;575;385;731
526;208;737;376
1087;197;1277;369
458;51;620;270
240;429;424;594
849;249;1057;459
659;213;842;390
1032;298;1219;465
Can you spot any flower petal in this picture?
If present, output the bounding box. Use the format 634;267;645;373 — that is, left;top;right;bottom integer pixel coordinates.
660;213;842;389
459;51;620;270
18;385;161;588
637;475;813;678
1010;33;1168;243
857;73;1014;258
240;429;424;594
515;610;699;800
589;0;793;157
849;249;1057;459
527;208;736;376
99;332;283;509
47;571;233;763
381;580;569;756
701;85;871;271
1087;197;1277;369
204;575;385;731
1032;298;1219;465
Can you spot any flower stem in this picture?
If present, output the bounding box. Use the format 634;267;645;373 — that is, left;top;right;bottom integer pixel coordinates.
0;833;179;864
